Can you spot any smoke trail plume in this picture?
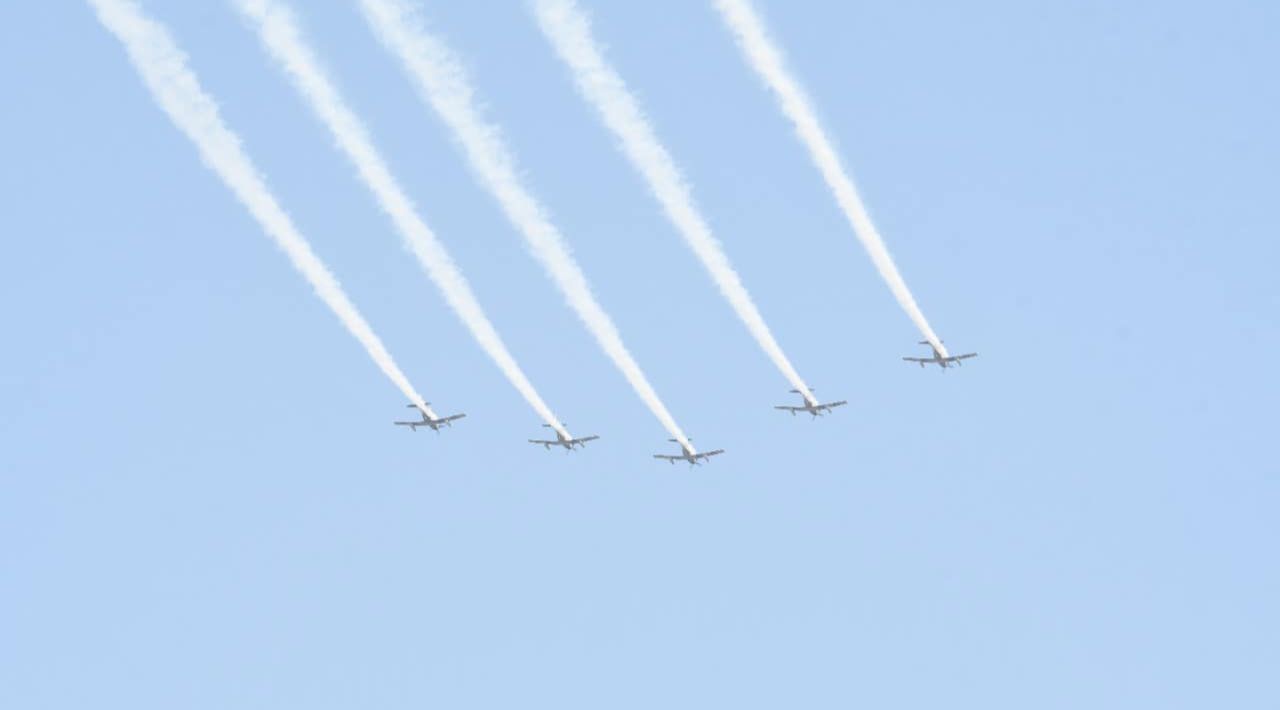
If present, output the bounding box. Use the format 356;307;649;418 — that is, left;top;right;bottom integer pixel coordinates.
356;0;692;449
235;0;568;437
88;0;437;417
713;0;947;356
534;0;820;406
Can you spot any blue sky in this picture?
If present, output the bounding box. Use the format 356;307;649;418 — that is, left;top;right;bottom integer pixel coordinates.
2;0;1277;707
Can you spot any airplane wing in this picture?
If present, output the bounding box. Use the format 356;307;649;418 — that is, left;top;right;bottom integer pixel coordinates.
696;449;725;460
952;353;978;361
528;439;557;446
774;405;802;412
437;413;466;424
824;400;848;410
902;357;930;363
571;435;600;445
653;454;681;461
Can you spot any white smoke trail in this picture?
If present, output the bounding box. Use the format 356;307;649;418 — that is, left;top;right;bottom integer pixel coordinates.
713;0;947;357
356;0;692;450
234;0;568;437
534;0;820;406
88;0;438;418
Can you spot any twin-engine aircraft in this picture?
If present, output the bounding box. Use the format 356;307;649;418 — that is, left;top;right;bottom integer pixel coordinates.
903;341;978;370
653;439;725;466
393;403;466;432
774;389;847;418
528;424;600;451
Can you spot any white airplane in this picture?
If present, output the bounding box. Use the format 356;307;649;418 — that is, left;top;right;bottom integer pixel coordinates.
528;424;600;451
653;439;725;466
774;389;847;418
394;403;466;432
903;341;978;371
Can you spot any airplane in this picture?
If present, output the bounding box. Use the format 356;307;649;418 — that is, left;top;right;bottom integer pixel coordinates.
528;424;600;451
653;439;725;466
774;388;847;418
393;403;466;432
902;341;978;370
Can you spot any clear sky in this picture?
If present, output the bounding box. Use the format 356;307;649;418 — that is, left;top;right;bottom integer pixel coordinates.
2;1;1277;707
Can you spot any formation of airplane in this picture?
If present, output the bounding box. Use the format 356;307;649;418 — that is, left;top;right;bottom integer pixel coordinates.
653;439;725;466
528;424;600;451
774;389;847;418
394;339;975;461
902;341;978;370
393;403;466;432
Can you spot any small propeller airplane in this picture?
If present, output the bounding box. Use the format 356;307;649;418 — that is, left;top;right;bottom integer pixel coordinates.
774;388;847;418
903;341;978;370
528;424;600;451
393;403;466;432
653;439;725;466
